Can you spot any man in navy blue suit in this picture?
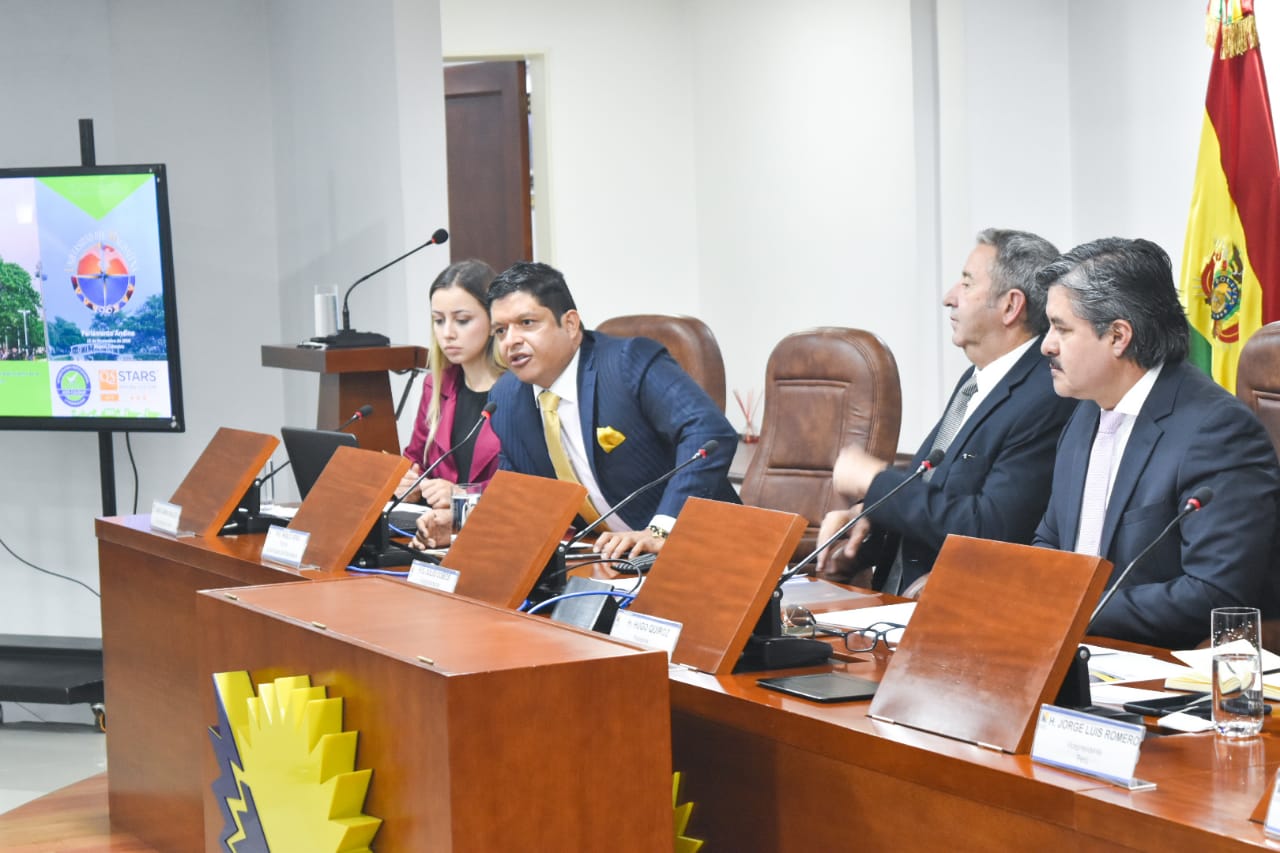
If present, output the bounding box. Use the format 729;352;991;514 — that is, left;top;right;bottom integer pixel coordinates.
816;229;1077;593
483;262;740;561
1034;237;1280;648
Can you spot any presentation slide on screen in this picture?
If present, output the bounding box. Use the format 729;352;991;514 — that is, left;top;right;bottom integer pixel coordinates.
0;173;174;419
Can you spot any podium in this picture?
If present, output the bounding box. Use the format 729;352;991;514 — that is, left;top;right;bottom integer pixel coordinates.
261;344;426;453
198;577;672;851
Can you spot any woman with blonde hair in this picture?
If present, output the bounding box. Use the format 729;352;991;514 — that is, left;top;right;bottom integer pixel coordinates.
398;259;504;506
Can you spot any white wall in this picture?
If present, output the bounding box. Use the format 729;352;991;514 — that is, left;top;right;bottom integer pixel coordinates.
0;0;1262;647
440;0;702;329
0;0;448;657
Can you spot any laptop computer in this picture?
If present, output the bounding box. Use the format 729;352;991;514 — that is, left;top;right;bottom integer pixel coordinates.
280;426;359;499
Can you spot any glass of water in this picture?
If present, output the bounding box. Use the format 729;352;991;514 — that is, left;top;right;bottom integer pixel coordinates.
1211;606;1264;738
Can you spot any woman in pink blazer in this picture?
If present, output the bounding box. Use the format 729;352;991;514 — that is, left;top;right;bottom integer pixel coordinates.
398;259;504;507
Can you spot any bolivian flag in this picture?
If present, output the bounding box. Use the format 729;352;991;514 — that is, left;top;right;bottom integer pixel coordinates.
1180;0;1280;390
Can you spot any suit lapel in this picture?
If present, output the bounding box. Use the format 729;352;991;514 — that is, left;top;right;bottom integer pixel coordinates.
948;342;1041;456
1059;405;1098;551
577;333;599;477
1097;367;1177;555
912;367;974;465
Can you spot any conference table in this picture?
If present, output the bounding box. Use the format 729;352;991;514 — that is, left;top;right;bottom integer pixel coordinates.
94;515;1280;851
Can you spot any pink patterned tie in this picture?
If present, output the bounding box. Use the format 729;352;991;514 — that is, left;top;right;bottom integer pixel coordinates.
1074;410;1127;556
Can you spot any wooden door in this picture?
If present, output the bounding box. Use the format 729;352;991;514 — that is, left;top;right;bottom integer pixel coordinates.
443;61;532;273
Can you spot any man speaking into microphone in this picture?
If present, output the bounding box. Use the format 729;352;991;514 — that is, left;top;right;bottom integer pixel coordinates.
482;261;739;560
1035;237;1280;648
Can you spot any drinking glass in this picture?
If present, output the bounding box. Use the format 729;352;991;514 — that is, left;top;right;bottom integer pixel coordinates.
1211;606;1264;738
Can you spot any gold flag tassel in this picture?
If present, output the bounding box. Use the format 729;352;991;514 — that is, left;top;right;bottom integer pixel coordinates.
1207;0;1260;59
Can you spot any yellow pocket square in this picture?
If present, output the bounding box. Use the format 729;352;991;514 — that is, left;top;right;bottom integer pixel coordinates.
597;426;626;453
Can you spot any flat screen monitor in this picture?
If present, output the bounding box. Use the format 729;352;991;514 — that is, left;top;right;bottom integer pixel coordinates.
0;163;184;432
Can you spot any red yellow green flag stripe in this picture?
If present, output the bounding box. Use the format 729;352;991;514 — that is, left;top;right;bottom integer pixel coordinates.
1179;0;1280;390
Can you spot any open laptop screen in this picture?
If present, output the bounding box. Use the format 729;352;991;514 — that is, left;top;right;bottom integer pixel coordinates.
280;426;358;498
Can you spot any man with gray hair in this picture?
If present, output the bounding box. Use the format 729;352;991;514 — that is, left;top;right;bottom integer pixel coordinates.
1035;237;1280;648
817;229;1077;593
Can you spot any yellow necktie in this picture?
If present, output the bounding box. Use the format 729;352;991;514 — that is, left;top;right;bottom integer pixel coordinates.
539;390;605;527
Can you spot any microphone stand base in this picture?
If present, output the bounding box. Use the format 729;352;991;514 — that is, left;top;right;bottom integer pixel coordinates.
351;546;420;569
735;636;833;673
311;329;390;349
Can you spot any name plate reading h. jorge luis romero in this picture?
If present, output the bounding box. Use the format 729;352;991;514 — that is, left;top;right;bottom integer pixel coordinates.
1031;704;1154;791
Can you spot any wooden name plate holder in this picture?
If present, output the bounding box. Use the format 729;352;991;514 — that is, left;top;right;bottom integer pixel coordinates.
443;470;587;608
629;497;807;674
284;445;410;573
168;427;279;538
868;534;1111;754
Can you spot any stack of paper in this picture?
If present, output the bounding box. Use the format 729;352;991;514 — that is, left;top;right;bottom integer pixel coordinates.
1162;640;1280;699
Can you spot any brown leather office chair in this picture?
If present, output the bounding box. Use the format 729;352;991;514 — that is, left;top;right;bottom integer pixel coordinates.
740;327;902;558
1237;322;1280;453
596;314;727;411
1236;322;1280;651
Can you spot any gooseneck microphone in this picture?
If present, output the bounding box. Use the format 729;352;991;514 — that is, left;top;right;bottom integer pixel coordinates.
778;448;946;585
354;402;498;569
565;439;719;552
531;440;721;597
224;405;377;535
385;401;497;516
1088;486;1213;625
314;228;450;349
337;403;374;431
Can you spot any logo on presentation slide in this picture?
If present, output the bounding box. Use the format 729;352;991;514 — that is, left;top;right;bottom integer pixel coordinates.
70;240;136;313
55;365;91;407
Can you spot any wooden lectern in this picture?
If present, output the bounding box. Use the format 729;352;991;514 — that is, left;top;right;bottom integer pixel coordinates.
261;344;426;453
169;427;279;538
868;534;1111;754
197;576;672;851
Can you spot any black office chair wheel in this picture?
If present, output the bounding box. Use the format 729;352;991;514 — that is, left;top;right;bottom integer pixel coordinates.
92;702;106;733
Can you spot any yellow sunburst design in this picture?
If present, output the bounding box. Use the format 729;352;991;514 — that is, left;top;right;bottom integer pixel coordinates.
212;671;381;853
672;771;704;852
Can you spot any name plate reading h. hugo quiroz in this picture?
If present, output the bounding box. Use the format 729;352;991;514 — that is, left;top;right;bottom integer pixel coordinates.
261;526;310;569
1031;704;1154;791
610;610;683;659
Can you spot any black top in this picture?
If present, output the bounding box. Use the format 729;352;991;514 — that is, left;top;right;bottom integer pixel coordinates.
450;380;488;483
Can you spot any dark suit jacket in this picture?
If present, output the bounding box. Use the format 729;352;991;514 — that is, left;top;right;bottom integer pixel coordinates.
861;340;1077;591
488;330;740;529
1034;360;1280;649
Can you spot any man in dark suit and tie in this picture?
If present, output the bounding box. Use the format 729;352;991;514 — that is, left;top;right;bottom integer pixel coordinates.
481;261;740;561
1034;237;1280;648
817;229;1077;593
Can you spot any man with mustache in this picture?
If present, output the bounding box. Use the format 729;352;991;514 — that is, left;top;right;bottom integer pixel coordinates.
1035;237;1280;648
816;229;1077;593
481;261;740;561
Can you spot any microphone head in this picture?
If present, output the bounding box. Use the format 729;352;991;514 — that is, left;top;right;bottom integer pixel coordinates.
432;228;449;245
924;448;945;469
356;404;374;418
1186;486;1214;510
482;401;497;416
701;439;719;455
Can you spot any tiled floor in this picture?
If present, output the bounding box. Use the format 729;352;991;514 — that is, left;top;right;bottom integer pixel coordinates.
0;702;106;815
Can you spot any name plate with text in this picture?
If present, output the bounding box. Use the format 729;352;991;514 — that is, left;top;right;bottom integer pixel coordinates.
611;610;682;658
261;526;309;569
407;561;460;593
1031;704;1153;790
150;500;184;536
